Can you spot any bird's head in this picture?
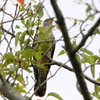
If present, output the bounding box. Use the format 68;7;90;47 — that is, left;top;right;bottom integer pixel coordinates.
43;17;54;29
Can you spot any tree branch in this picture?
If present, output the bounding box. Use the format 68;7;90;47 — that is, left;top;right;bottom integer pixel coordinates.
0;74;27;100
44;57;100;86
0;26;15;37
48;59;100;86
50;0;92;100
74;17;100;53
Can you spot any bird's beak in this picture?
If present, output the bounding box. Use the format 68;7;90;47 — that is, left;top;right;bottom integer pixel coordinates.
51;17;55;20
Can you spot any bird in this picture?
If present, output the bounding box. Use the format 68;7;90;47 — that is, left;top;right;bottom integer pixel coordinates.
32;18;55;97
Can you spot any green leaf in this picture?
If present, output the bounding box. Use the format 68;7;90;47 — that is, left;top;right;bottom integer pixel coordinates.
19;33;25;44
97;31;100;35
82;54;93;64
72;39;76;46
38;27;45;32
0;31;3;42
24;39;31;45
23;65;32;73
15;84;26;93
25;19;32;28
91;55;99;62
86;6;91;13
57;50;66;56
3;52;15;60
47;92;63;100
21;19;25;25
91;65;95;78
37;64;45;69
15;32;21;46
0;30;4;35
95;85;99;95
26;11;31;16
73;18;84;22
27;30;34;35
80;48;93;55
76;54;82;63
0;36;2;42
91;92;100;99
38;9;44;18
9;65;19;72
34;3;44;18
34;51;43;60
21;50;34;58
15;25;20;29
97;78;100;82
88;14;94;20
3;53;15;66
18;6;25;12
17;74;25;85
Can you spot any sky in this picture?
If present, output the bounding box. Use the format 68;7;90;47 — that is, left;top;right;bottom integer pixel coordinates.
0;0;100;100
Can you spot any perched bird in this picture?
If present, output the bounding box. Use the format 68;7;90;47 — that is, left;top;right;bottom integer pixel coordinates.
33;18;55;97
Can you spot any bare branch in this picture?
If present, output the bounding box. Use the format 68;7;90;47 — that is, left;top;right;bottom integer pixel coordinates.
0;26;15;37
50;0;92;100
74;17;100;53
46;58;100;86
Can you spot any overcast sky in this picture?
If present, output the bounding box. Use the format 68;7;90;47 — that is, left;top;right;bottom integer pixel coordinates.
0;0;100;100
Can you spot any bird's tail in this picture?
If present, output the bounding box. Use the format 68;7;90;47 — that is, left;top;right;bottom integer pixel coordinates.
34;76;47;97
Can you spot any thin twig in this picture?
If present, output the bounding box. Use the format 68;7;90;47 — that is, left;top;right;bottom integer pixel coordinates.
74;17;100;53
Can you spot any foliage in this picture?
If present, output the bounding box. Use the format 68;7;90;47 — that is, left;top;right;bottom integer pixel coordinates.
0;0;100;100
47;92;63;100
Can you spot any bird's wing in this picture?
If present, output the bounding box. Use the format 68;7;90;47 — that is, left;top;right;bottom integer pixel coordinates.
32;31;55;97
